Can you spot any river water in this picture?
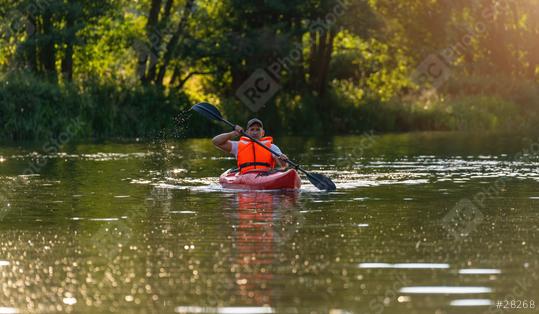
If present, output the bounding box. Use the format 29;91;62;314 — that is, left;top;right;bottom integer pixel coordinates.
0;132;538;313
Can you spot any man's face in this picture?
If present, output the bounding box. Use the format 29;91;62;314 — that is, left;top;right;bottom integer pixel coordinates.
246;123;264;139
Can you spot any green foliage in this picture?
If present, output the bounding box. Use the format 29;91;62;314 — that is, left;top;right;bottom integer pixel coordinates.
0;72;82;140
0;0;538;140
443;96;520;131
325;79;537;133
331;33;412;101
0;72;193;141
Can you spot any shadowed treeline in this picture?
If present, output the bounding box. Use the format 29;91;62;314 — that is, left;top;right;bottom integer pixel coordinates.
0;0;538;140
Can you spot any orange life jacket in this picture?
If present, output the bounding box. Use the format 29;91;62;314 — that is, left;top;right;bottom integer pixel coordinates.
237;136;275;173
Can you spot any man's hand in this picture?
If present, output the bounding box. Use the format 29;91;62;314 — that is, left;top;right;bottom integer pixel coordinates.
233;125;244;137
276;154;289;168
278;154;288;161
212;125;243;153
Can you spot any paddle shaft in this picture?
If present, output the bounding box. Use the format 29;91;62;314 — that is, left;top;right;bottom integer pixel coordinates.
219;117;305;171
191;102;335;190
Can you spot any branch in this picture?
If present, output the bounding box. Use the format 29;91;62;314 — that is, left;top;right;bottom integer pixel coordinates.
177;71;213;89
156;0;195;85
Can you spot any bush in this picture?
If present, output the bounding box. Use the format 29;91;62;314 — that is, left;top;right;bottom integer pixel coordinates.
0;73;82;140
0;72;195;141
0;71;537;141
328;77;535;133
442;96;520;131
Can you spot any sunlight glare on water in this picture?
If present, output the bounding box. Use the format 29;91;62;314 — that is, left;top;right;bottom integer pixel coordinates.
0;132;537;313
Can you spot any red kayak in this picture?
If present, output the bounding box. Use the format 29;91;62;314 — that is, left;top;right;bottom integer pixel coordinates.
219;168;301;190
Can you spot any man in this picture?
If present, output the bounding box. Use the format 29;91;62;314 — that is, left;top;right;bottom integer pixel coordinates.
212;118;288;173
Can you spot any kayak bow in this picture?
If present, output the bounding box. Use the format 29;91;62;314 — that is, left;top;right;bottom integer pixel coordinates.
219;169;301;190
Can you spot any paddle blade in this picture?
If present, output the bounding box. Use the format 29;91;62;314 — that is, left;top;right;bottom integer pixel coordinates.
191;102;223;121
305;172;337;191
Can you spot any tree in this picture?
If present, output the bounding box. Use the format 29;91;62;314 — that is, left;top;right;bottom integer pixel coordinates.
4;0;113;81
134;0;196;87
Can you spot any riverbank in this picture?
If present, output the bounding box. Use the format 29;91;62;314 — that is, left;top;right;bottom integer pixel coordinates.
1;72;537;141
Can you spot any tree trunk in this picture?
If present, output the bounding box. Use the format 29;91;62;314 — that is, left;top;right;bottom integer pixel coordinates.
315;30;328;95
170;65;181;86
39;12;57;80
146;0;163;82
62;43;74;81
308;31;318;89
162;0;174;22
155;0;194;86
291;16;305;89
317;30;336;96
62;0;76;81
308;29;335;96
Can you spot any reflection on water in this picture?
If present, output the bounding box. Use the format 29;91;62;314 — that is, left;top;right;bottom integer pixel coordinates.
175;306;275;313
399;286;493;294
358;263;450;269
458;269;501;275
450;299;494;307
227;192;299;306
0;307;19;314
0;132;538;313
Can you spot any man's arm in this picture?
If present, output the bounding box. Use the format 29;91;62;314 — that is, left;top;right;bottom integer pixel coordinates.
212;125;243;153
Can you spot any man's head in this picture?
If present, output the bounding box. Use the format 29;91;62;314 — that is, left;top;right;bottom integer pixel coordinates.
246;118;264;139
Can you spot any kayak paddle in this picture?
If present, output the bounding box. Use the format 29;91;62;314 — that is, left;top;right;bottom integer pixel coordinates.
191;102;337;191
